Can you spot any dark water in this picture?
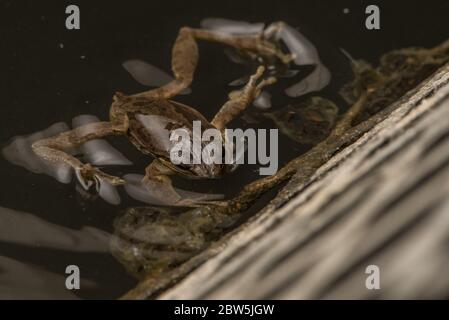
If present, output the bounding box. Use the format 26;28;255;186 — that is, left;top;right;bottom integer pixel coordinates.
1;0;448;299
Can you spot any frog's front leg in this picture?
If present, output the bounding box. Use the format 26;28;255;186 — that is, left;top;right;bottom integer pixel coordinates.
142;160;200;207
32;121;127;190
211;66;276;130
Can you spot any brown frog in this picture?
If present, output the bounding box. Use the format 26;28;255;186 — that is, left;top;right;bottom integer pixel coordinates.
32;26;293;206
111;206;240;279
263;97;339;145
340;41;449;124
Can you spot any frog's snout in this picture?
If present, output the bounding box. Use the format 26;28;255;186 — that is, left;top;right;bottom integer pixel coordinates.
192;163;224;179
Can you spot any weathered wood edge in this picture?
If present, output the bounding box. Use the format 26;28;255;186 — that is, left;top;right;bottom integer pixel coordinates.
119;65;449;299
123;63;449;299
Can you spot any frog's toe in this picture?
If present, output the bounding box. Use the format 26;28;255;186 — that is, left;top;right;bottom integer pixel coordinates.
174;198;202;208
100;174;126;186
76;164;125;192
195;200;228;207
175;199;229;208
75;166;98;191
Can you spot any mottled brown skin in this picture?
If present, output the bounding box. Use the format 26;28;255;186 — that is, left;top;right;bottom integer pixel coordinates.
111;205;240;280
264;97;339;145
32;26;291;206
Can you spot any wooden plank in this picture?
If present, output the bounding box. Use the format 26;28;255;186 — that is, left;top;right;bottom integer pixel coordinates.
159;64;449;299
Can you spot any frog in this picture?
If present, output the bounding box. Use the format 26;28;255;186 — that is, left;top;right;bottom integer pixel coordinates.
32;26;294;206
111;205;240;279
340;39;449;124
263;97;339;145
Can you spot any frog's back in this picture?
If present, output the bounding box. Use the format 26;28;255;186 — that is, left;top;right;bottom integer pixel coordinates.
126;99;214;160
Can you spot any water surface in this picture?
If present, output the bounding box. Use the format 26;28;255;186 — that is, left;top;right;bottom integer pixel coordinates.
1;0;448;298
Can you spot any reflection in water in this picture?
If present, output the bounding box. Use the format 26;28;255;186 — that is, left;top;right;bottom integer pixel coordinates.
264;96;339;145
2;20;330;208
2;115;131;205
225;48;250;66
111;205;241;279
123;174;224;205
201;18;272;110
253;91;272;110
274;23;322;65
0;256;85;299
266;22;331;97
284;64;330;97
0;206;108;299
123;59;191;95
2;115;222;206
135;114;173;152
0;206;110;252
73;115;132;205
2;122;73;183
201;18;265;35
228;75;249;86
97;178;121;205
201;18;331;103
123;174;168;206
72;115;132;166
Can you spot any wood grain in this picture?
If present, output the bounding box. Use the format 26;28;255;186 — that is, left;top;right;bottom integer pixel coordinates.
159;64;449;299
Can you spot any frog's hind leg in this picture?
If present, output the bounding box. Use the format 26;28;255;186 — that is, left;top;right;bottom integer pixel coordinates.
132;26;291;101
32;121;127;190
132;27;200;100
190;27;294;64
142;160;179;203
211;66;276;130
142;160;200;207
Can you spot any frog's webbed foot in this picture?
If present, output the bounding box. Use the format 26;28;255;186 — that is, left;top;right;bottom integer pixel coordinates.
31;121;128;193
76;163;125;191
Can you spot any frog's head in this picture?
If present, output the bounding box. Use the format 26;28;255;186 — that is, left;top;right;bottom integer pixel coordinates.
190;162;224;179
161;156;224;180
